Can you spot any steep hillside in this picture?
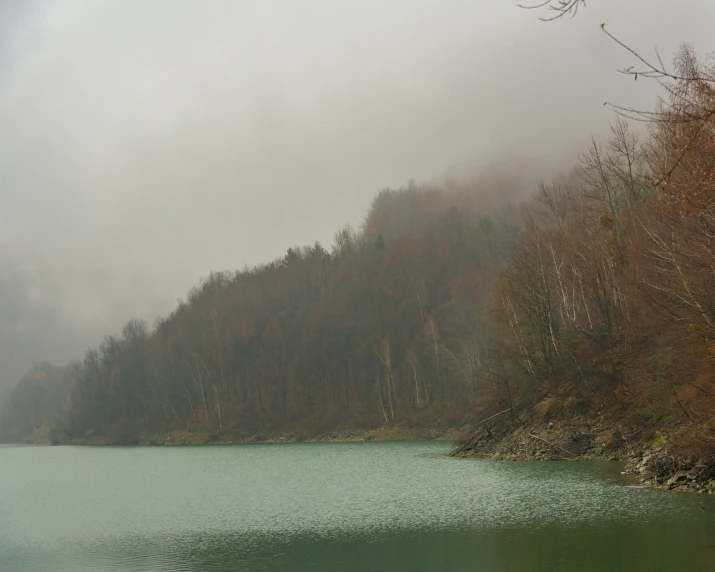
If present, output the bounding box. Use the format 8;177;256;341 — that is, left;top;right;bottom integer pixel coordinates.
54;182;523;444
453;47;715;481
7;45;714;466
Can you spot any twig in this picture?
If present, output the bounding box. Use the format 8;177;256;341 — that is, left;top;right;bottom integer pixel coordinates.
473;404;520;426
671;384;694;423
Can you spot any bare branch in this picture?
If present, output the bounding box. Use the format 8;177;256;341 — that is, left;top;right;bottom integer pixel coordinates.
518;0;586;21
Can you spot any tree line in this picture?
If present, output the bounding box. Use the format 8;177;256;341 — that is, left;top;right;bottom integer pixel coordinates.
479;45;715;454
3;44;713;453
53;180;521;442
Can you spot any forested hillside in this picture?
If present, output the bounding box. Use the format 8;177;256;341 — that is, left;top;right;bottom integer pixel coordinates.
54;181;524;443
4;41;714;454
455;45;715;458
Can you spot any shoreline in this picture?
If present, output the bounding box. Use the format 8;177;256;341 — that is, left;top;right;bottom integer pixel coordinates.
17;418;715;494
450;417;715;494
32;425;461;447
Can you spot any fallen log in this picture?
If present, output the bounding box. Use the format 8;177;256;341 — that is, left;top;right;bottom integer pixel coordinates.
528;430;577;458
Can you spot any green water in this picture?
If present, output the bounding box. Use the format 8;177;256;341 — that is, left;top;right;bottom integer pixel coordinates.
1;442;715;571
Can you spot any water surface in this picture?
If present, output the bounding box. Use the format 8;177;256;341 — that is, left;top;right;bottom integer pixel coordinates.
1;441;714;571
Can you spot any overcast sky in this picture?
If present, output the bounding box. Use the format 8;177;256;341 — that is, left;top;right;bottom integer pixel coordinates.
1;0;714;388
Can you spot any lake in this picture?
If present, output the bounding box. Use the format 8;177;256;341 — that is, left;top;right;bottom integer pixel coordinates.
1;441;714;571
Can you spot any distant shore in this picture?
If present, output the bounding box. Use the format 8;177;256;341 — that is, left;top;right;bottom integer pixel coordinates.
35;424;461;447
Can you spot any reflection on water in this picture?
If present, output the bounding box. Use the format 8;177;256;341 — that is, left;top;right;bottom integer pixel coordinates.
1;442;715;571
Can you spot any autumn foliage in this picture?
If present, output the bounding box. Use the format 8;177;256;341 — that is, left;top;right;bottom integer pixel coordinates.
485;46;715;453
6;46;715;452
59;181;520;439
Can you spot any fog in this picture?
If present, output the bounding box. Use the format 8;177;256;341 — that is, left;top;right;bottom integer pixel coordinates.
1;0;714;390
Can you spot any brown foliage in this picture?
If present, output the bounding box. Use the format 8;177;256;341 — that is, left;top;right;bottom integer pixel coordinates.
63;180;520;438
487;46;715;451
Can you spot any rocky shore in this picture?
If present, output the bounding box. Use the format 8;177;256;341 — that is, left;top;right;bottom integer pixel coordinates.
623;452;715;494
450;419;634;462
451;416;715;494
